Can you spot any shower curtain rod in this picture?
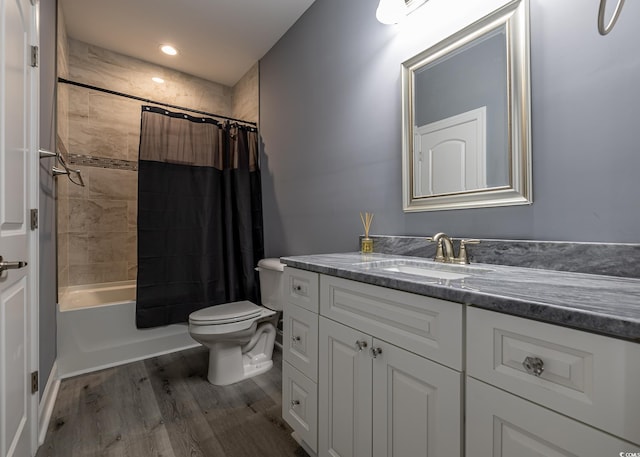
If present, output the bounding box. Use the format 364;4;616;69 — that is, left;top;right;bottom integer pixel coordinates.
57;77;258;127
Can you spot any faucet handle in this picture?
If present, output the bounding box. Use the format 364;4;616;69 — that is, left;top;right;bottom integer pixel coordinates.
455;239;480;264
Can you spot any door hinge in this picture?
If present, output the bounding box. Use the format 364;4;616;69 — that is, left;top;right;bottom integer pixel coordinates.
30;209;38;230
31;371;39;394
30;45;38;68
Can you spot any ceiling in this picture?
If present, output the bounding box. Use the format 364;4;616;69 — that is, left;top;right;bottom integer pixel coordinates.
60;0;316;87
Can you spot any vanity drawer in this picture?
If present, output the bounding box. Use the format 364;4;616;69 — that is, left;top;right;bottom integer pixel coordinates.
283;361;317;453
467;307;640;445
320;274;463;370
283;302;318;380
466;377;639;457
283;267;319;313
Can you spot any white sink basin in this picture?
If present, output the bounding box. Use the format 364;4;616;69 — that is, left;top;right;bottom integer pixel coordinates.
354;258;493;281
382;265;470;280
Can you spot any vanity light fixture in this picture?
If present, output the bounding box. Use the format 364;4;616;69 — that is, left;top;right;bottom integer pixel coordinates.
376;0;428;25
151;77;165;84
160;44;178;56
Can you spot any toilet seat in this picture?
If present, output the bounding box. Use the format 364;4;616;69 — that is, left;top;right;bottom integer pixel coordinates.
189;301;264;325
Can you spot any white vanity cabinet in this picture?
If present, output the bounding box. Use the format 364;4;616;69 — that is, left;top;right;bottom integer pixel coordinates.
466;307;640;456
282;264;640;457
318;275;463;457
282;267;320;454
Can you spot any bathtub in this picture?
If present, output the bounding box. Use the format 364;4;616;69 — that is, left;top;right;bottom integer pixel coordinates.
57;280;199;379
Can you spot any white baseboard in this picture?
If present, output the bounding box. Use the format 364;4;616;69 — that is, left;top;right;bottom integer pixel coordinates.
38;361;60;445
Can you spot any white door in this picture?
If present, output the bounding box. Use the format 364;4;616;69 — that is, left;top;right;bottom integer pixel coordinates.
414;107;487;196
1;0;37;455
318;317;372;457
372;340;462;457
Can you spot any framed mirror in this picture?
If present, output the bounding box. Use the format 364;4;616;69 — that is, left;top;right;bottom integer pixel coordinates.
402;0;531;212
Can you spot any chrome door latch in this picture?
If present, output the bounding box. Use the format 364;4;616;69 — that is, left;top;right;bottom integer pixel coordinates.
0;256;28;274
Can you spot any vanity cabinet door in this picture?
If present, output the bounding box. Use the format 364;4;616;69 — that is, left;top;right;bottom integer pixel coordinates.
466;377;639;457
372;340;462;457
319;317;372;457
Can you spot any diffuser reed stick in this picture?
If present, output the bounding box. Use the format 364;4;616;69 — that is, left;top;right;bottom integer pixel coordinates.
360;212;374;253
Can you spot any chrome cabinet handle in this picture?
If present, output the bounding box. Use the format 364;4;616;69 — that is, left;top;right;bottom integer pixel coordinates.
522;356;544;377
291;400;300;407
292;335;301;343
370;347;383;358
355;340;368;351
0;256;28;274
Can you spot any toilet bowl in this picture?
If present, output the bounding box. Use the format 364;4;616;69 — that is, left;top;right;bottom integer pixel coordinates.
188;258;284;385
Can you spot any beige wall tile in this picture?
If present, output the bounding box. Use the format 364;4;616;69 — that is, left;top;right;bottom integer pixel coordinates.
88;167;137;201
69;261;128;286
57;190;69;235
67;233;89;265
232;63;259;123
68;85;89;121
126;233;137;263
58;265;69;289
57;233;69;271
87;232;129;263
69;198;128;233
127;262;137;280
69;118;129;159
88;92;140;133
127;132;140;162
127;201;137;232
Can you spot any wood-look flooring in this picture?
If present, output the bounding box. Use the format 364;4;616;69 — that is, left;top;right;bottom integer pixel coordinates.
37;347;308;457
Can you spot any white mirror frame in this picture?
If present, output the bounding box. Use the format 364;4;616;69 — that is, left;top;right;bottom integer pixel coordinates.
402;0;532;212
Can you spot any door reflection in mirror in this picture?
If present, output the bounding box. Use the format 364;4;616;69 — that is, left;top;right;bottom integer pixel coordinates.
413;28;508;196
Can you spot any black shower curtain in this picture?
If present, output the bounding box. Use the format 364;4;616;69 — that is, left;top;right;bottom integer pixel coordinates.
135;106;264;328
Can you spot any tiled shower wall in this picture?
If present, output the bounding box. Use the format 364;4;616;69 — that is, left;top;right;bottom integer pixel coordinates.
57;27;259;287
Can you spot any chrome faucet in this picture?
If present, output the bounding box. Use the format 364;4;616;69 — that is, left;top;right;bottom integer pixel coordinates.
431;232;455;263
426;232;480;264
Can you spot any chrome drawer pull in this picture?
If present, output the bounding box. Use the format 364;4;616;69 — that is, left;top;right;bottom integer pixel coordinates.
292;335;302;343
291;400;300;407
370;347;383;358
522;356;544;377
355;340;368;351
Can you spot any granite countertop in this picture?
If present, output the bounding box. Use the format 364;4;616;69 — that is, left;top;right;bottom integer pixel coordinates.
280;252;640;342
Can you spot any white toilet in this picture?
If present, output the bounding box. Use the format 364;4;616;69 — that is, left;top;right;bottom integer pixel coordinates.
188;258;284;385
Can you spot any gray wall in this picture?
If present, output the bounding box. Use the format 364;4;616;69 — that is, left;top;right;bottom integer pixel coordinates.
39;0;57;394
259;0;640;257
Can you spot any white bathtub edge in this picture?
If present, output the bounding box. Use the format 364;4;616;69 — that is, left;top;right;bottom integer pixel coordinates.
57;342;201;380
38;361;61;445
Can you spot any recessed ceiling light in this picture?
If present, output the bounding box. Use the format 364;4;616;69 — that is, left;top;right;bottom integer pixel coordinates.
160;45;178;56
152;77;165;84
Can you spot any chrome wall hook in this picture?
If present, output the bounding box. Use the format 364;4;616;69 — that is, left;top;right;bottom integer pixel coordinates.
598;0;625;35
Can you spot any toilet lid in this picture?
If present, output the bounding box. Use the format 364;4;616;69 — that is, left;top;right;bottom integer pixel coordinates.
189;301;263;325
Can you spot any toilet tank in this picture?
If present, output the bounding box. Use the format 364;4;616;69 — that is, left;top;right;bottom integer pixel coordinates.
256;258;285;311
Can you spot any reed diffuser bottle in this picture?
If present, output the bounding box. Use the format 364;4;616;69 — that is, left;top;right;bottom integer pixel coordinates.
360;212;374;253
